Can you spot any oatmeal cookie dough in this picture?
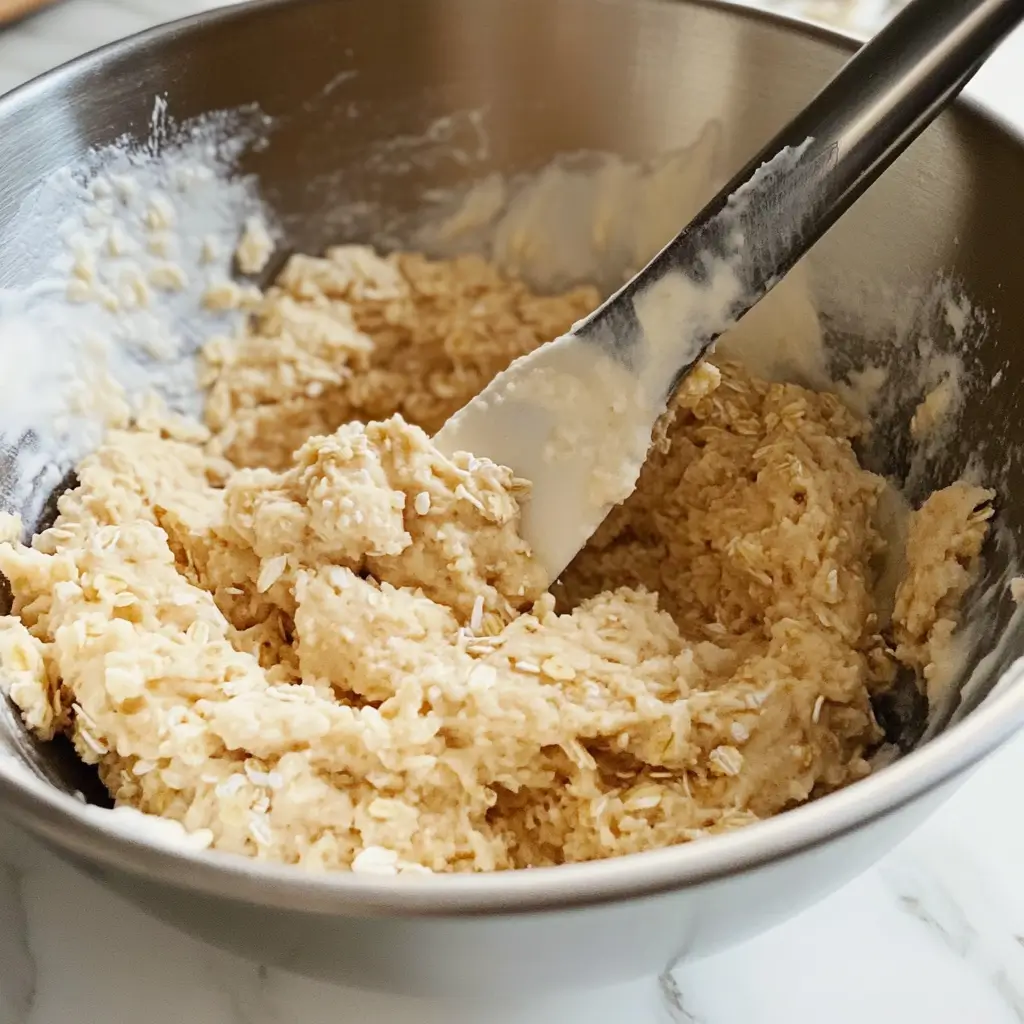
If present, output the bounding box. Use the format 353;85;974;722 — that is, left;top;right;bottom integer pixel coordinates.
0;246;992;873
202;247;600;470
892;481;994;706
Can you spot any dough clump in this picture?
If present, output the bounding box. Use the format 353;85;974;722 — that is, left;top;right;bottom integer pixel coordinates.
0;246;992;873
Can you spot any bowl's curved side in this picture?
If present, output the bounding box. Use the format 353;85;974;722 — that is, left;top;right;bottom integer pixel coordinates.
36;766;969;994
2;0;1024;990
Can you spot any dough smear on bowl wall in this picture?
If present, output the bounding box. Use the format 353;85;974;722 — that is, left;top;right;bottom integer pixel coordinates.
1;0;1024;997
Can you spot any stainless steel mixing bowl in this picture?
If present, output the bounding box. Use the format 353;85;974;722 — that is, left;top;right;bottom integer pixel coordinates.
2;0;1024;997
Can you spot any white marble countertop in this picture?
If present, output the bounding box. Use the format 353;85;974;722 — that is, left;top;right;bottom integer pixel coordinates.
2;3;1024;1023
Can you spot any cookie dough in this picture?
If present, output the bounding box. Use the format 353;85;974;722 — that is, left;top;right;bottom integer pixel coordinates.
0;246;992;873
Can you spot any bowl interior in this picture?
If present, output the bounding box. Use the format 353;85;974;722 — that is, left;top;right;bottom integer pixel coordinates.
1;0;1023;808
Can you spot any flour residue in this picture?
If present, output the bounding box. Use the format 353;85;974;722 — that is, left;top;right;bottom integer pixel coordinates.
419;124;831;389
0;101;272;534
419;122;724;292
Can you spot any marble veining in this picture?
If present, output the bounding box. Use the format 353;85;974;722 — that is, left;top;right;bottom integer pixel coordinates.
1;1;1024;1022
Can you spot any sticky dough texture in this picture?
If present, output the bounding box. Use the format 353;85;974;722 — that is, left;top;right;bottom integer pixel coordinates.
0;246;992;873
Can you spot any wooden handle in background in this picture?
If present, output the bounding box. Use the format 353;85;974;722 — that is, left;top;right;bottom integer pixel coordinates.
0;0;57;23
